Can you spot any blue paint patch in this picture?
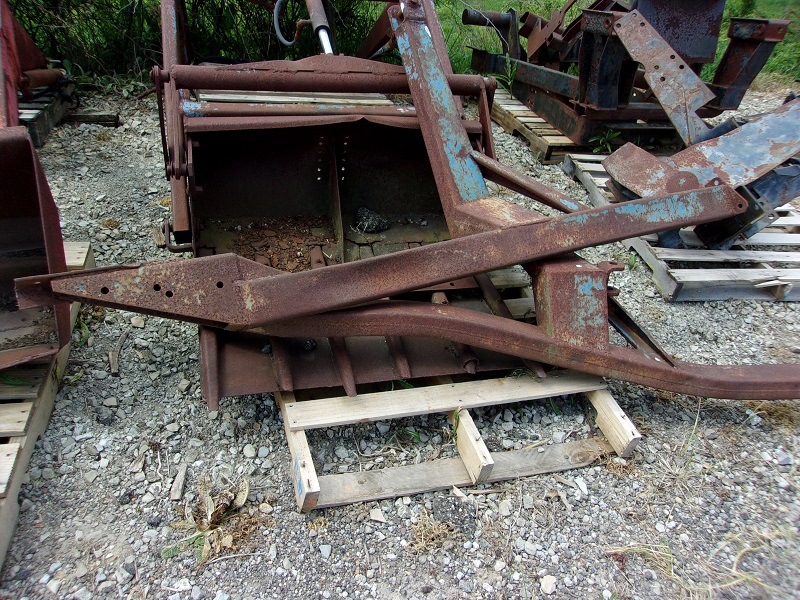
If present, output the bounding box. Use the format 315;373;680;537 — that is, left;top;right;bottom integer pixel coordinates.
560;198;579;211
575;275;604;296
182;101;203;118
563;213;589;225
391;12;487;201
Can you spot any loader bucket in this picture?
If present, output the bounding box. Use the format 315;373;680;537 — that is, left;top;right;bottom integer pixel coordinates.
0;126;70;368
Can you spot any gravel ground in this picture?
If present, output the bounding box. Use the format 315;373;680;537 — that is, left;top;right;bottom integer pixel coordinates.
0;89;798;600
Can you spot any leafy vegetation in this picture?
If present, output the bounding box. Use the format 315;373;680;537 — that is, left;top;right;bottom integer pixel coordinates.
7;0;796;84
588;128;622;154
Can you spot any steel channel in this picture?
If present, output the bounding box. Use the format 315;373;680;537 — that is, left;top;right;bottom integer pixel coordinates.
257;301;800;401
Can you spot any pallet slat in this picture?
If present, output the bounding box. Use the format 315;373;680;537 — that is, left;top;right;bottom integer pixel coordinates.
492;90;582;163
564;153;800;301
0;403;33;438
285;371;606;431
0;445;21;499
651;247;800;264
314;439;611;508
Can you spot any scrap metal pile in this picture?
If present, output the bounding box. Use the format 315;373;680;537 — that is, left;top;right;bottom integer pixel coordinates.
5;0;800;405
464;0;790;147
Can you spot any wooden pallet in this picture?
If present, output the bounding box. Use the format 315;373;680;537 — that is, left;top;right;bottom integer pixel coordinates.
17;83;75;147
276;370;640;512
0;241;92;569
491;89;582;164
563;153;800;301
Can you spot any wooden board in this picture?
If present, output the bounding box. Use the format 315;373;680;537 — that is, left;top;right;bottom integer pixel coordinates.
314;438;612;508
492;89;582;164
0;369;45;400
0;445;20;498
17;83;75;147
0;343;70;566
275;392;320;513
284;370;607;431
0;403;33;437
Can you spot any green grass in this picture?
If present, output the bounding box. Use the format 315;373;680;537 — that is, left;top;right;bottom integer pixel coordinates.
702;0;800;81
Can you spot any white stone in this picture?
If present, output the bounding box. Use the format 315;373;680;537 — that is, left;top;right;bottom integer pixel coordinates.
540;575;557;595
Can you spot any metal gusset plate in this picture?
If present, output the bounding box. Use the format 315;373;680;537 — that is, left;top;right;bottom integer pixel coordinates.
613;10;716;146
604;98;800;197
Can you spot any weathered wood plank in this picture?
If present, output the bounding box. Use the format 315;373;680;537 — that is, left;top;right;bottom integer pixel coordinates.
275;392;320;512
285;371;607;431
585;390;640;457
451;409;493;484
0;403;33;438
0;445;21;499
670;268;800;284
740;233;800;246
652;247;800;264
0;369;46;400
314;438;612;508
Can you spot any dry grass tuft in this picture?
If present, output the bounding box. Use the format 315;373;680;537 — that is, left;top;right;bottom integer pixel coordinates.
408;510;455;554
608;528;792;596
306;516;329;531
743;400;800;431
604;455;639;479
156;196;172;207
161;474;268;565
100;217;120;229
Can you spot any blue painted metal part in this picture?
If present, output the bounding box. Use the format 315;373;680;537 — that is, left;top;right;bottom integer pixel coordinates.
389;2;488;228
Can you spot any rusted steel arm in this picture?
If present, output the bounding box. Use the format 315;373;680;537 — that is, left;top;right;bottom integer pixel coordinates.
255;301;800;401
162;60;489;97
17;186;745;327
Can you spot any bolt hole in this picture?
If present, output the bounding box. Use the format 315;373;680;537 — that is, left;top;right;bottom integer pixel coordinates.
165;290;174;298
654;65;660;70
615;23;621;28
738;203;744;209
153;284;161;292
100;286;109;295
670;54;675;59
639;21;645;26
679;65;685;69
660;76;666;81
216;281;224;288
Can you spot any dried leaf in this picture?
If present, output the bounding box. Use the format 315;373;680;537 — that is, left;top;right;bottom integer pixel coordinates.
233;478;249;508
170;520;196;531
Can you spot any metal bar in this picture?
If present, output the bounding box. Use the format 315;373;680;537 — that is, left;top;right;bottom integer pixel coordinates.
165;60;489;97
17;187;746;328
389;1;488;228
257;301;800;401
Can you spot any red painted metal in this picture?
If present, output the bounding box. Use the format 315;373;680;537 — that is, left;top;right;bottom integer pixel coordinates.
0;126;70;370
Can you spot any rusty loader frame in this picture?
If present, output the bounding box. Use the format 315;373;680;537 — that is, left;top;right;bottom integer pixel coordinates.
14;0;800;405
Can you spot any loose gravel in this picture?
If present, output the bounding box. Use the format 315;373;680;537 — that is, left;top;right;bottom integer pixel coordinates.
0;89;798;600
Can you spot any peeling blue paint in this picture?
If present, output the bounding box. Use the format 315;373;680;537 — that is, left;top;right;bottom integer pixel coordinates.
576;275;604;296
182;101;203;118
391;11;487;202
